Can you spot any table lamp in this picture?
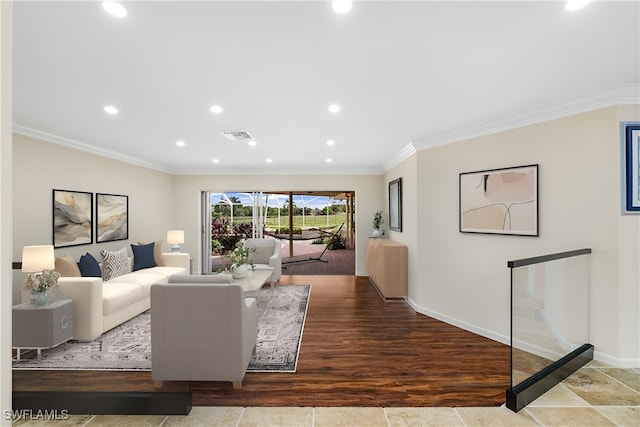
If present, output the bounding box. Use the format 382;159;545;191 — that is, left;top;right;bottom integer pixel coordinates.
21;245;55;273
166;230;184;252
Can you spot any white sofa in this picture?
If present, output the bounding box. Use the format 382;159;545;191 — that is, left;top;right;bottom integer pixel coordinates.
53;253;190;342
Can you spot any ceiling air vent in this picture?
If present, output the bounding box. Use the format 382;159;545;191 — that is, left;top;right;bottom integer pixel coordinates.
220;131;253;141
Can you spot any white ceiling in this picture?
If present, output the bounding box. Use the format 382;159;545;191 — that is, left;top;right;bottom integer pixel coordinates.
12;1;640;175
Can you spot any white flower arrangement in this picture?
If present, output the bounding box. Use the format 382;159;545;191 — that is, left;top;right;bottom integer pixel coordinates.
23;269;60;293
225;243;256;272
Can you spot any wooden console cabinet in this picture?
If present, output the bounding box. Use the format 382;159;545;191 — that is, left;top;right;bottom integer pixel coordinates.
366;238;407;299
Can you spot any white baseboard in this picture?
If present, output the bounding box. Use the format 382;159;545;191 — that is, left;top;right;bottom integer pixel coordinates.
407;297;640;369
406;297;509;346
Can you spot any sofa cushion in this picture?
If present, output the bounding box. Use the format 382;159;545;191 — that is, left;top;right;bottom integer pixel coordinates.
78;253;101;277
131;242;157;271
101;247;130;281
108;272;169;298
102;283;143;316
138;240;165;266
144;266;187;277
55;254;81;277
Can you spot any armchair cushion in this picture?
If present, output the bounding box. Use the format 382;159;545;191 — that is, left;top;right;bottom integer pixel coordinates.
251;246;273;264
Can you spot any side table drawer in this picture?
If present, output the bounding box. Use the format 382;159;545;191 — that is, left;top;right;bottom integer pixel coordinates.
13;299;74;348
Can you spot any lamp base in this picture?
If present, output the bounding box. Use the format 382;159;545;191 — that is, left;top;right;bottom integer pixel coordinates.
170;245;181;253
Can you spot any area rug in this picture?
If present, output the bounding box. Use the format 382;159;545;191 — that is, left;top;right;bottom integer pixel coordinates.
13;284;310;373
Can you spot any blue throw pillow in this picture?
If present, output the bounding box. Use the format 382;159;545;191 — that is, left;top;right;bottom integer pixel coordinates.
77;253;101;277
131;242;157;271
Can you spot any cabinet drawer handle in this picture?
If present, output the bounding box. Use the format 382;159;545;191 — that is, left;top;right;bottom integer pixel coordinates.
60;316;69;330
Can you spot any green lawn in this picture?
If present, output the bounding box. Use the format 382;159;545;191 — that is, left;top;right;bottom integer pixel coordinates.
230;213;347;230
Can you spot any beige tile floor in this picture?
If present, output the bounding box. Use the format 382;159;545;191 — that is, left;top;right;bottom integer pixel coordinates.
11;365;639;426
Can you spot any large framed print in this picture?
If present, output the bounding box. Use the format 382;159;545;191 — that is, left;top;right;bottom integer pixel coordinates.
389;177;402;232
460;164;538;236
52;189;93;248
624;123;640;212
96;193;129;243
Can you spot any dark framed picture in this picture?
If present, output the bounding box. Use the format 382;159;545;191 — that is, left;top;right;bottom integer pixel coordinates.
389;177;402;232
52;189;93;248
96;193;129;243
459;164;538;236
624;123;640;212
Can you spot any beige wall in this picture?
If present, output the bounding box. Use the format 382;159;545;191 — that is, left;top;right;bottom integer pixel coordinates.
12;134;175;305
171;174;383;275
411;106;640;365
383;153;418;299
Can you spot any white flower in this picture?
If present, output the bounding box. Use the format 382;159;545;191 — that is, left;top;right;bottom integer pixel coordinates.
24;269;60;292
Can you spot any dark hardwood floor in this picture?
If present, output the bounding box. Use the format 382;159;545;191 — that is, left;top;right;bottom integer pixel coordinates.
13;275;510;407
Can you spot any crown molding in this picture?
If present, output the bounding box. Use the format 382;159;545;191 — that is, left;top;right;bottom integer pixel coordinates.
13;124;382;176
14;84;638;176
382;143;417;173
171;165;383;176
13;124;174;174
412;84;640;151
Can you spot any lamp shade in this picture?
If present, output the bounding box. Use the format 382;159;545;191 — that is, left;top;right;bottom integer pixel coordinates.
166;230;185;245
21;245;55;272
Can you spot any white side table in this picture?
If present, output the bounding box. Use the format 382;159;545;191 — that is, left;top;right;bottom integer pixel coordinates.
12;299;74;360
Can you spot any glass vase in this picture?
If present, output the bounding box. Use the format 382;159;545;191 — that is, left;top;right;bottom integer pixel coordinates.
34;291;47;306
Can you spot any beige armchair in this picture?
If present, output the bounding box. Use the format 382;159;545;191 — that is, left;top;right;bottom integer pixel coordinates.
150;278;257;388
244;238;281;283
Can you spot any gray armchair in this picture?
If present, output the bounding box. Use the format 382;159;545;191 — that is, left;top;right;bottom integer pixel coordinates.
150;279;257;388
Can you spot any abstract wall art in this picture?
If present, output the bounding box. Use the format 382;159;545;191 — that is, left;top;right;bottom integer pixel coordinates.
96;193;129;243
460;164;538;236
52;189;93;248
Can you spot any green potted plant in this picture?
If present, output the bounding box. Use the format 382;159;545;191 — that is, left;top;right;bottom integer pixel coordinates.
372;211;384;238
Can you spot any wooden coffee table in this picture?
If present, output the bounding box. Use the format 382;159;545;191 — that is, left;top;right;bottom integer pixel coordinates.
232;269;274;297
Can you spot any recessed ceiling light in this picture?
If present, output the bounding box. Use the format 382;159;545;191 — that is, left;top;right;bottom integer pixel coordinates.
103;105;118;114
102;1;127;18
248;140;257;147
332;0;352;14
176;140;185;147
328;104;341;113
565;0;592;11
212;158;220;164
210;105;223;114
266;158;273;163
326;140;335;146
326;158;333;163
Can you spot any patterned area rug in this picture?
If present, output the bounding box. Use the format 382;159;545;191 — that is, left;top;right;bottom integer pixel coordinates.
13;285;310;373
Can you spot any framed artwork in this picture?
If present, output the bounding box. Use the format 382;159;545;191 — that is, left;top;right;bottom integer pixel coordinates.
52;189;93;248
389;177;402;232
459;164;538;236
624;123;640;212
96;193;129;243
